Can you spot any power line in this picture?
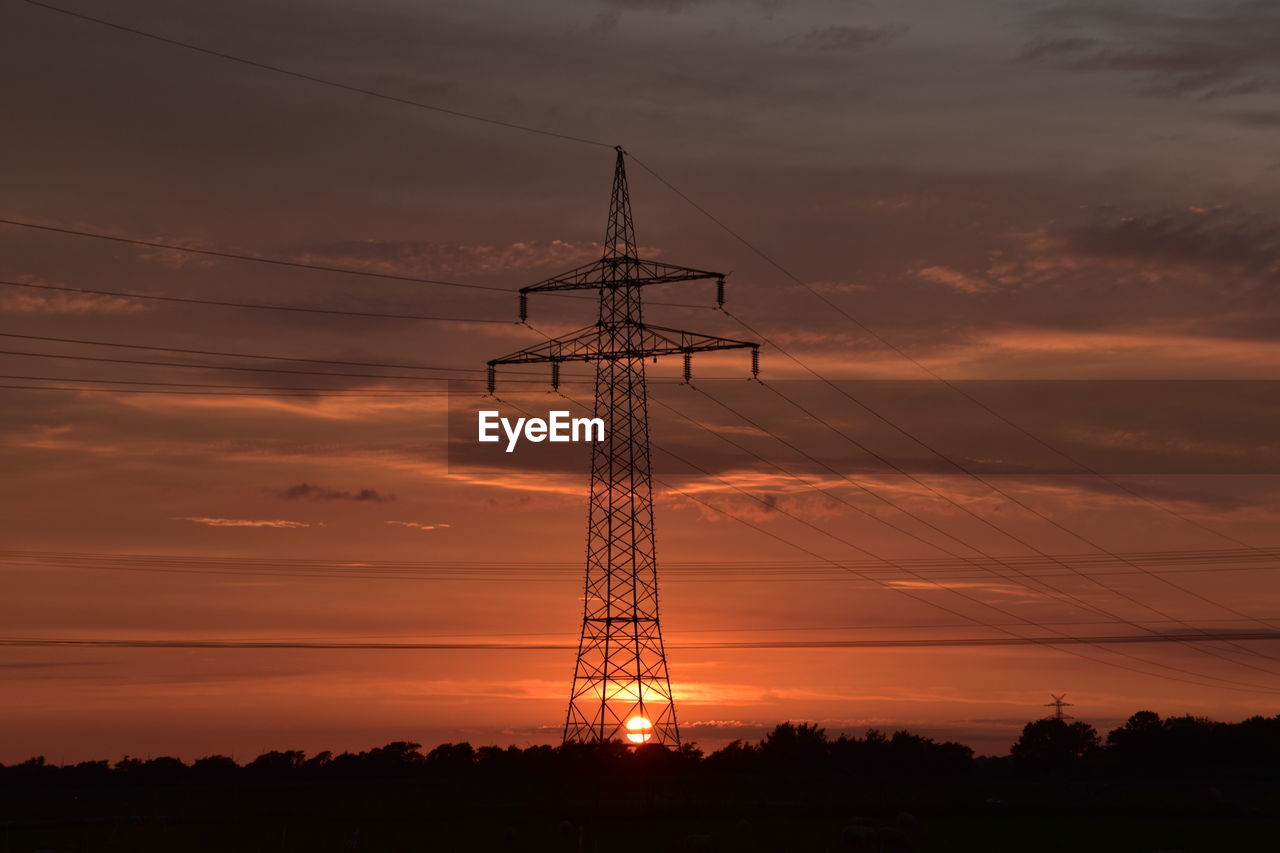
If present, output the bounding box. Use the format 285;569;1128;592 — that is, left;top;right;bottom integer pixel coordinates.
0;347;532;384
22;153;1244;647
0;218;718;311
645;386;1280;676
537;157;1269;645
632;447;1280;691
4;632;1280;652
652;390;1119;619
518;312;1280;679
9;547;1280;584
0;278;515;324
510;306;1280;691
646;468;1280;695
24;617;1275;643
629;165;1262;554
15;0;1274;686
19;0;613;150
22;0;1247;567
0;347;691;387
0;331;486;373
0;217;509;293
626;151;1278;631
0;384;447;398
705;376;1280;659
6;546;1276;574
0;374;441;393
503;393;1280;696
726;312;1280;644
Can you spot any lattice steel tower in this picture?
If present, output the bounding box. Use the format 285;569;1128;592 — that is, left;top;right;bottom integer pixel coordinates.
487;147;758;746
1044;694;1074;720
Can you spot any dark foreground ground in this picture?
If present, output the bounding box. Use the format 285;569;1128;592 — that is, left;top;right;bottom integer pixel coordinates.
3;774;1277;852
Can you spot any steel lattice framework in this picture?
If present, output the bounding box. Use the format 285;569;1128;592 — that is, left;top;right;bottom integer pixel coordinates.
487;148;757;747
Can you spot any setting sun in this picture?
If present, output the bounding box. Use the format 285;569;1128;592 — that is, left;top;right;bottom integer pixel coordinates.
624;717;653;745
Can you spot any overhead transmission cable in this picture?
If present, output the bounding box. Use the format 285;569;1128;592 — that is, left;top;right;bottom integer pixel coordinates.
717;310;1280;640
0;349;480;385
25;0;1254;571
0;218;715;311
0;278;514;324
0;384;449;398
632;149;1267;551
516;305;1280;677
499;393;1280;696
651;384;1280;673
4;633;1280;652
641;442;1280;695
0;332;499;374
6;546;1280;583
625;151;1278;619
0;374;448;393
18;0;614;150
20;0;1280;688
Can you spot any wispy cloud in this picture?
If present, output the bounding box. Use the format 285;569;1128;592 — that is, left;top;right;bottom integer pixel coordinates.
175;517;315;529
385;520;450;531
1062;207;1280;281
916;265;993;294
1021;1;1280;100
277;483;394;502
797;24;906;53
600;0;713;12
293;239;607;278
0;289;147;315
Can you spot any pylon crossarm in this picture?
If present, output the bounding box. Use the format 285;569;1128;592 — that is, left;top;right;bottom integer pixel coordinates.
642;323;757;354
522;257;724;293
488;324;756;368
487;324;600;366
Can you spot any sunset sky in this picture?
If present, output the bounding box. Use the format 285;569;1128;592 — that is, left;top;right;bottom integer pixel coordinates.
3;0;1280;763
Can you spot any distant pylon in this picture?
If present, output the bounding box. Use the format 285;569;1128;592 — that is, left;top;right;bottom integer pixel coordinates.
487;147;758;747
1044;693;1074;720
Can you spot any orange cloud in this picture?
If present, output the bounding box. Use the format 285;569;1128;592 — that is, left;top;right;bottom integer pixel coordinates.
385;520;443;531
0;290;148;314
175;517;315;529
916;265;993;294
291;239;635;279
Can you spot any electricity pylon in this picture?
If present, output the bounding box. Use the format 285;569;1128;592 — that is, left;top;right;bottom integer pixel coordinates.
487;147;758;747
1044;694;1074;720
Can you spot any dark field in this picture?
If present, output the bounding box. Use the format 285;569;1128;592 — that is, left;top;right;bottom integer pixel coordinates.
3;774;1277;852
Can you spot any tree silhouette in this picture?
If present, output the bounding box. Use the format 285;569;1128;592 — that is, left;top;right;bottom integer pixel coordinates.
759;722;830;773
1010;718;1100;774
8;712;1280;791
701;738;757;773
246;749;307;781
191;755;239;783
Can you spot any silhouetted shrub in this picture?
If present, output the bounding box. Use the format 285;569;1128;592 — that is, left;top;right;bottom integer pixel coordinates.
1010;718;1100;775
191;755;240;783
8;712;1280;788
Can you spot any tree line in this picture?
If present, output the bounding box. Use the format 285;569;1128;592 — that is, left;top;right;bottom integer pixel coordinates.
4;711;1279;786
